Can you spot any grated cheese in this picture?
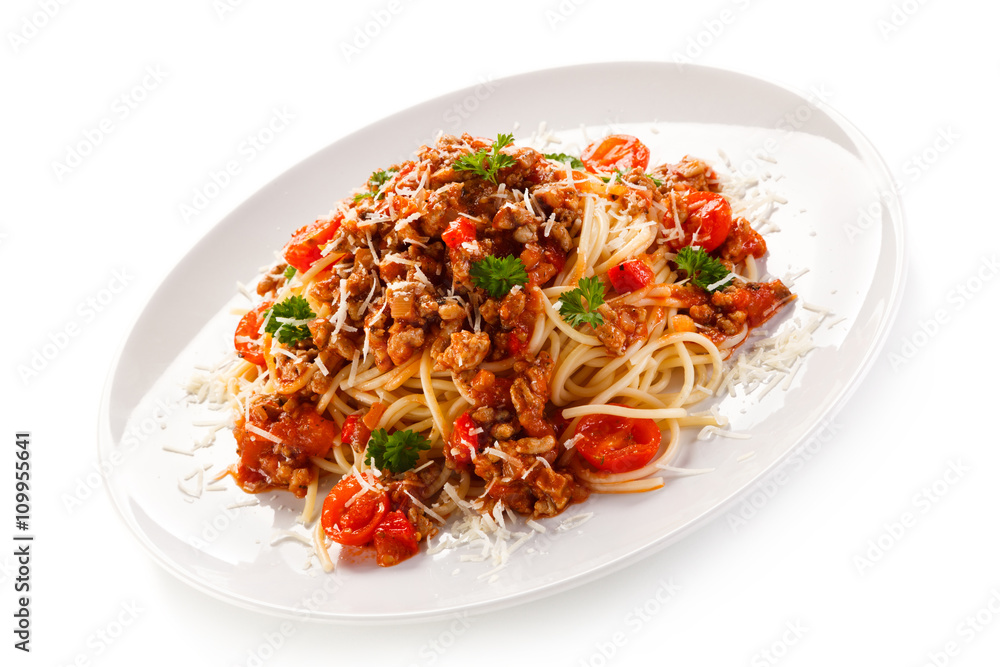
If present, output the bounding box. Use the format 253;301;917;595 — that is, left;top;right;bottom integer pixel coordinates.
246;423;283;444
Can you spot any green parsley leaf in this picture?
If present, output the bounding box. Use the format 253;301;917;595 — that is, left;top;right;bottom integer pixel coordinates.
558;276;606;328
470;255;529;298
368;168;396;190
544;152;584;169
674;246;733;292
453;134;517;184
354;167;398;202
364;428;431;474
283;265;296;279
263;295;316;346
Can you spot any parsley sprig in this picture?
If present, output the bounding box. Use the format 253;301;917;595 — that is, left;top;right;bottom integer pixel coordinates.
364;428;431;474
544;152;584;169
353;167;398;202
263;295;316;346
557;276;606;328
470;255;529;298
675;246;733;292
453;134;516;184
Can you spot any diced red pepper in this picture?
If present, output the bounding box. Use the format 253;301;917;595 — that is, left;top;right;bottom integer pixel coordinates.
441;217;476;248
446;412;485;471
608;258;655;293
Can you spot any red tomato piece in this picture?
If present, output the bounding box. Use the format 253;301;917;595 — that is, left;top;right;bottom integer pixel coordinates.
234;300;272;366
268;406;338;458
608;258;655;293
446;412;485;470
340;414;371;451
373;511;420;567
581;134;650;173
441;217;476;248
282;213;342;273
665;191;733;253
573;412;662;473
321;475;388;547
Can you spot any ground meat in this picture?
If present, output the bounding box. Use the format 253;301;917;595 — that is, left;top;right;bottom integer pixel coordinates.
232;400;336;498
492;201;537;231
479;298;500;325
530;466;588;517
421;182;466;237
308;318;358;362
308;274;340;303
437;298;467;321
718;216;767;264
273;350;315;390
434;331;491;372
256;263;289;297
510;353;555;438
498;290;526;327
651;156;719;195
308;366;333;395
386;322;425;366
532;181;581;219
546;222;573;252
688;280;794;342
472;435;585;518
344;266;375;316
496;145;550;190
594;304;646;356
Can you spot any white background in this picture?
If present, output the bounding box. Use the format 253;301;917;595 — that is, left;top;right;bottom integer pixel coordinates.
3;0;999;665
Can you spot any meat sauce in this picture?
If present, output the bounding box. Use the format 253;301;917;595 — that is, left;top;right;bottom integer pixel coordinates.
232;401;337;497
232;132;796;565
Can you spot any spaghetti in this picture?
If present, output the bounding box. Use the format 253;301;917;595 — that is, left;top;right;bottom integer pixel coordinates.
215;132;794;568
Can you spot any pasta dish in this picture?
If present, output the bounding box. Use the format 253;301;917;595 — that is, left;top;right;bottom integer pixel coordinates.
217;132;794;568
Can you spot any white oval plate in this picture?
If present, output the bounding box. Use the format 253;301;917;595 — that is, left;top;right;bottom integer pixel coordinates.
99;62;904;623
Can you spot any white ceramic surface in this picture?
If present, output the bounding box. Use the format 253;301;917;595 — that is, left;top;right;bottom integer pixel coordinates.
98;62;904;623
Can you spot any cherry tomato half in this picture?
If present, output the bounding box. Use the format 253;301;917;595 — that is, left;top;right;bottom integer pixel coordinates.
441;217;476;249
573;412;662;473
665;191;733;253
234;300;272;366
373;511;420;567
283;213;343;273
321;475;388;546
581;135;650;174
608;258;655;294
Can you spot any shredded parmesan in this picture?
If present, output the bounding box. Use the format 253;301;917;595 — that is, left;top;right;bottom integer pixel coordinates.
246;424;283;444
